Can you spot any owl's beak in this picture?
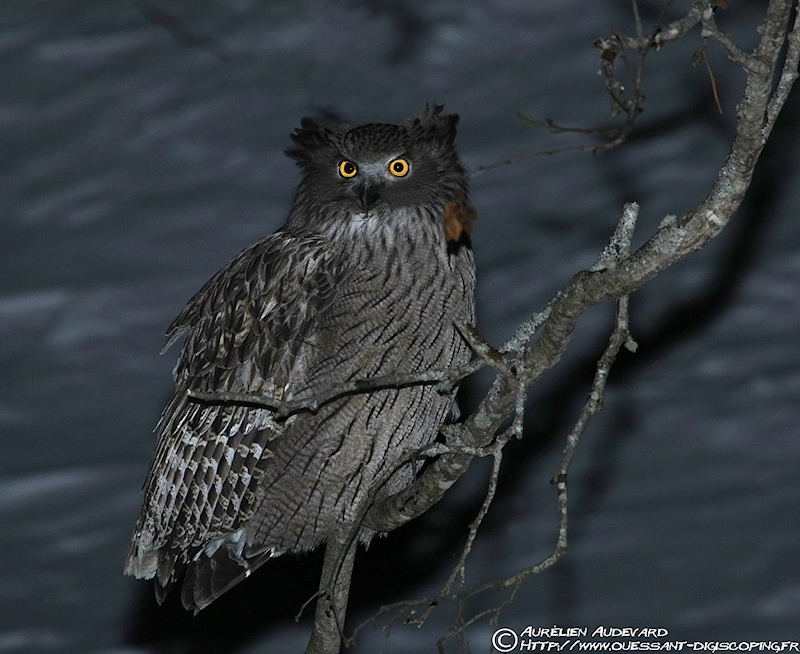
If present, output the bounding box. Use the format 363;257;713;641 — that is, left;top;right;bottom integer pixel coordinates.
355;180;381;211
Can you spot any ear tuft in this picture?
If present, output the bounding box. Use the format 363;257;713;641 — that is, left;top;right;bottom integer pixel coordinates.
285;117;342;167
407;103;459;148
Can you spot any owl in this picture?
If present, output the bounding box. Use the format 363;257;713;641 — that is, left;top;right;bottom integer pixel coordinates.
125;105;477;612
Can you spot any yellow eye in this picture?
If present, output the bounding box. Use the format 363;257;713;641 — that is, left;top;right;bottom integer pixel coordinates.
338;160;358;178
388;158;410;177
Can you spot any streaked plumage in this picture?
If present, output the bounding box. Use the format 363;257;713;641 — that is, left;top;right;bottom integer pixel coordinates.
125;105;476;611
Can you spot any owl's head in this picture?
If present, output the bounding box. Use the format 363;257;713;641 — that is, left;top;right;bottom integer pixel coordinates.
285;105;467;222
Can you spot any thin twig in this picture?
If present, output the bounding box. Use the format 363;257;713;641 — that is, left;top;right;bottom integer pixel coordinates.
434;294;635;649
626;0;705;50
700;5;752;67
187;321;524;421
413;376;527;629
186;359;485;417
693;41;724;114
472;142;602;176
408;443;506;629
351;292;636;649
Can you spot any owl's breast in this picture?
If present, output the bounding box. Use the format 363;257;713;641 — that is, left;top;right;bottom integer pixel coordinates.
248;206;476;552
318;211;474;373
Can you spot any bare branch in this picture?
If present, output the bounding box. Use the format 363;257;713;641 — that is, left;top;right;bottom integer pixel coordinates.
408;443;506;629
622;1;704;50
359;0;799;631
439;205;638;645
700;6;751;66
351;287;636;649
304;528;358;654
186;359;484;417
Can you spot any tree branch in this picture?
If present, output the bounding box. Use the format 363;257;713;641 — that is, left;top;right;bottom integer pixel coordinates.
350;288;636;647
363;0;798;599
352;1;800;649
304;527;358;654
186;360;484;417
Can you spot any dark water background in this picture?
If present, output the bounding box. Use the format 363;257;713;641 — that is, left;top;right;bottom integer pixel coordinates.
2;1;799;652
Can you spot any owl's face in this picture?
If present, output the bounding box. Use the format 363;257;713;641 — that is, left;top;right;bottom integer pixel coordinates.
285;105;467;220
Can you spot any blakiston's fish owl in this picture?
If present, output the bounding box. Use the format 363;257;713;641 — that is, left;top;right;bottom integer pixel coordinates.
125;105;477;612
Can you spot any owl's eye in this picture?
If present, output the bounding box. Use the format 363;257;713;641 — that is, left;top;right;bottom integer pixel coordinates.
388;158;410;177
338;160;358;178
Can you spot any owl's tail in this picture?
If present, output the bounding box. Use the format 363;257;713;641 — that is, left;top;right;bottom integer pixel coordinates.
179;546;280;614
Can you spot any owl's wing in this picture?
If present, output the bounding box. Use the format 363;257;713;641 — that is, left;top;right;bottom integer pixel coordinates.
125;230;344;605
